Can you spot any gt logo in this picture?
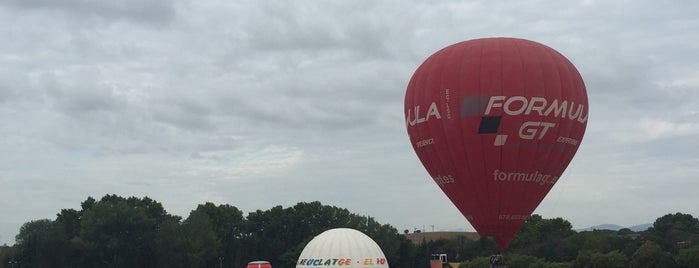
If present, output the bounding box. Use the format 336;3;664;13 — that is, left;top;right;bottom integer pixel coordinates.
519;122;555;140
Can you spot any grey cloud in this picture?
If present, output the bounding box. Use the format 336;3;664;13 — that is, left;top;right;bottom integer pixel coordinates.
242;2;418;61
1;0;176;26
0;72;25;103
211;63;405;136
39;70;125;115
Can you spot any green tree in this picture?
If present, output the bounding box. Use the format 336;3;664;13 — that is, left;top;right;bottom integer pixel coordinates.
393;236;418;267
0;245;14;268
182;210;223;267
505;253;546;268
458;256;490;268
644;212;699;252
55;209;81;239
154;218;187;268
580;230;614;253
676;246;699;268
78;195;177;268
81;196;96;211
153;212;221;268
616;228;634;236
459;237;500;260
542;262;573;268
188;203;243;267
243;205;291;265
509;214;578;261
12;219;70;268
629;241;675;268
573;250;627;268
411;239;432;268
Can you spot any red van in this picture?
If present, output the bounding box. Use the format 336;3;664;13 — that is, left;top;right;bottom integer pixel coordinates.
247;261;271;268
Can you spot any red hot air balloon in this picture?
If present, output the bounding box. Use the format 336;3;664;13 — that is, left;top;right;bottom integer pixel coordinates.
404;37;588;251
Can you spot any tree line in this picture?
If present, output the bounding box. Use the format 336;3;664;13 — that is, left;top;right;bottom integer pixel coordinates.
0;195;697;268
441;214;699;267
0;195;412;268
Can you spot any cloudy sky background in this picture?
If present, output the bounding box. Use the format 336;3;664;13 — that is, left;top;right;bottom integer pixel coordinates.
1;0;698;245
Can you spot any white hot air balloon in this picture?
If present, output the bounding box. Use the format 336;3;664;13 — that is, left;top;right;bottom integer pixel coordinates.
296;228;389;268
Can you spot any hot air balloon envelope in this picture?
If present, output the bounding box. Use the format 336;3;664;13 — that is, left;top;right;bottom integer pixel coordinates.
404;37;588;251
296;228;388;268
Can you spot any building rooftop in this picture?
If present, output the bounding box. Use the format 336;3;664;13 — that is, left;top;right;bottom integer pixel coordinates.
402;231;480;244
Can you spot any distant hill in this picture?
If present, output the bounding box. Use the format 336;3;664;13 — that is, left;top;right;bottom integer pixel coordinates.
576;223;652;232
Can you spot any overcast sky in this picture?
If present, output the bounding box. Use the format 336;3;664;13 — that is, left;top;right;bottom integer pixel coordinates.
1;0;698;245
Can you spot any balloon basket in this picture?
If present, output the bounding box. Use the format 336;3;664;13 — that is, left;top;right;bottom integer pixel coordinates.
489;254;506;268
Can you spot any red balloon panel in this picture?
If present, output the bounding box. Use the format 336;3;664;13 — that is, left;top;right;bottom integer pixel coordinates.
405;38;588;251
